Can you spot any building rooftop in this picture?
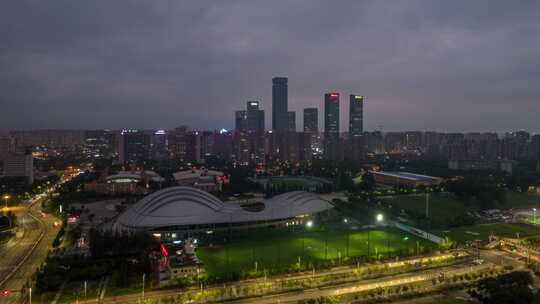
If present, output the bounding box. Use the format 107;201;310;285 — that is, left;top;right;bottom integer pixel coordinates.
114;186;333;232
370;171;442;181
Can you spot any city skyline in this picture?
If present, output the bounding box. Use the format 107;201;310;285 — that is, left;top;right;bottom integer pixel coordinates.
1;1;540;133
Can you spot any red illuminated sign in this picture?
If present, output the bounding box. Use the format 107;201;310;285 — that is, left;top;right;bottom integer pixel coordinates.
160;243;169;257
329;92;339;98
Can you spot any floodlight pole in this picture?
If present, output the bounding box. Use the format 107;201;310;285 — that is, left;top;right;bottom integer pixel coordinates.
368;230;371;260
425;192;430;218
142;273;145;300
346;230;350;258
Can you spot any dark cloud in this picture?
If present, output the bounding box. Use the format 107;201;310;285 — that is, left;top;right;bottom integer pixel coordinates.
1;0;539;132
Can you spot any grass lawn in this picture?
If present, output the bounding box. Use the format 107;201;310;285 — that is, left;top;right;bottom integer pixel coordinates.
381;194;466;225
57;280;101;303
383;192;540;228
434;223;540;243
196;228;436;277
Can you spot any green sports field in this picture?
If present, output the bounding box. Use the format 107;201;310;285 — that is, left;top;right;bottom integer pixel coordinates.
196;228;436;277
527;216;540;225
434;223;540;243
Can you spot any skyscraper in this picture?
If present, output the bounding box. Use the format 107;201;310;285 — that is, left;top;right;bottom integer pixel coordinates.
349;95;364;138
304;108;322;157
287;111;296;132
246;101;265;135
272;77;288;131
324;92;340;137
324;92;341;160
235;110;248;133
303;108;318;133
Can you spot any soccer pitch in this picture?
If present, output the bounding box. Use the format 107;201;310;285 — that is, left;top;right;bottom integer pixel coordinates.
196;228;436;277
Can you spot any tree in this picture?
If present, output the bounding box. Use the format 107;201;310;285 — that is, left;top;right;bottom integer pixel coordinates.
468;271;538;304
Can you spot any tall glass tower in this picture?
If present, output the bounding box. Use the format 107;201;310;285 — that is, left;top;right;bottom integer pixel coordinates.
324;92;340;137
272;77;288;131
349;95;364;137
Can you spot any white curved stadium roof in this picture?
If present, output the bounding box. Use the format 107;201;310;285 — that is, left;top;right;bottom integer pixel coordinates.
114;186;332;231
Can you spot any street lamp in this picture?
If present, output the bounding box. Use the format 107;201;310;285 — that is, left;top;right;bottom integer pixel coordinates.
306;220;313;228
533;208;537;224
376;213;384;223
3;195;9;210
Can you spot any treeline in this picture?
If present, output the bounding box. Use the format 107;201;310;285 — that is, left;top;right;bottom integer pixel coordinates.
446;175;507;209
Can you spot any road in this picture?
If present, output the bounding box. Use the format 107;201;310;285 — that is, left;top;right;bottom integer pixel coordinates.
75;258;493;304
229;262;494;304
0;190;62;304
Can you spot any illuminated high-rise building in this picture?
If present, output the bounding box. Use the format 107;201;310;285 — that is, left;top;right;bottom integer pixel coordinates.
272;77;288;131
324;92;340;137
246;101;265;135
349;95;364;138
118;129;150;164
304;108;321;157
235;110;248;133
324;92;341;160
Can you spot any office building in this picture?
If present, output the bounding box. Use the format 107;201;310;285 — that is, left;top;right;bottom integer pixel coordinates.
303;108;321;156
3;151;34;184
150;130;168;160
269;131;312;163
303;108;318;133
349;95;364;137
324;92;340;137
0;135;14;161
324;92;341;160
272;77;288;131
118;129;150;164
234;110;249;163
287;111;296;132
246;101;265;135
83;130;115;159
533;135;540;161
235;110;248;133
168;127;201;163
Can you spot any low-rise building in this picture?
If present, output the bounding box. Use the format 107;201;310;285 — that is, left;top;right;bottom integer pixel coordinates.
369;171;443;187
173;168;224;192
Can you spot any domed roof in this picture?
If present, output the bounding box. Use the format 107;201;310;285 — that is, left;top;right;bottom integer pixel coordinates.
114;186;332;231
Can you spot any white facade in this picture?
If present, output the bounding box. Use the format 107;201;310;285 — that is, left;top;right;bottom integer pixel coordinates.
114;186;333;232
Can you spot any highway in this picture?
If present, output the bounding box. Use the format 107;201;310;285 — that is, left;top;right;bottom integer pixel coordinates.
0;189;62;304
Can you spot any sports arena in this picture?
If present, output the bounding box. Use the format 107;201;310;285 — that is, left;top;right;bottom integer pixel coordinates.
114;186;333;238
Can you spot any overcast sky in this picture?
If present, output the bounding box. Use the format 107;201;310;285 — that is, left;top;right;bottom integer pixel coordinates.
1;1;540;133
